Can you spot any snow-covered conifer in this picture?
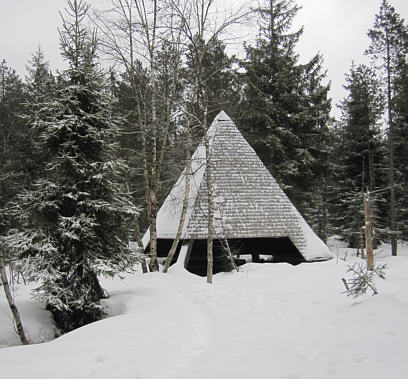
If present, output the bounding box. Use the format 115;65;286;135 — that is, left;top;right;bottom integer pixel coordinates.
4;0;139;333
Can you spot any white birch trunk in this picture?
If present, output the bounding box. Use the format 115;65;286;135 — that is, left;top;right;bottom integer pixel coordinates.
0;249;29;345
163;130;192;273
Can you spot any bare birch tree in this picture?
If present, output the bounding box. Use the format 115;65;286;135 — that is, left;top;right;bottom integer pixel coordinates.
366;0;408;256
163;126;192;273
93;0;184;271
166;0;248;283
0;247;29;345
94;1;247;277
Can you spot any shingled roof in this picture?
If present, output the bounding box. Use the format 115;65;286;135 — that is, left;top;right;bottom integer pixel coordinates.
143;111;332;261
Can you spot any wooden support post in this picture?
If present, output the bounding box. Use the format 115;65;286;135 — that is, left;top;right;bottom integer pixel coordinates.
183;240;195;269
364;191;374;271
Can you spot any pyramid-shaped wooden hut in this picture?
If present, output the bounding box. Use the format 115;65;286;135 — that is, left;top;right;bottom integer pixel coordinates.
143;111;332;275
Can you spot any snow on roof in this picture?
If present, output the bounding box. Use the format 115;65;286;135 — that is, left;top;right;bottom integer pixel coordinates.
143;110;332;261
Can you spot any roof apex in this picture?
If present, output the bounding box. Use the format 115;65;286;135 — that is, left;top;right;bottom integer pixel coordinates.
213;110;232;123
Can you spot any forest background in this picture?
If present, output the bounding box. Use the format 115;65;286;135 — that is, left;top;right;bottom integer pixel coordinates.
1;0;408;335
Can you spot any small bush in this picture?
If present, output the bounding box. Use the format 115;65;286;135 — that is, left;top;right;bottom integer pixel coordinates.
344;263;387;298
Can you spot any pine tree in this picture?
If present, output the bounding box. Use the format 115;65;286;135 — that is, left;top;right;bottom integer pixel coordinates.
4;0;139;333
0;60;29;236
333;64;386;247
393;59;408;239
366;0;408;254
295;53;332;239
0;61;30;345
0;60;27;194
238;0;332;212
23;48;56;182
112;63;151;231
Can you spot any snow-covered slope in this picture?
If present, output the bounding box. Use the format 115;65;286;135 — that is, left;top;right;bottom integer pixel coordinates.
1;243;408;379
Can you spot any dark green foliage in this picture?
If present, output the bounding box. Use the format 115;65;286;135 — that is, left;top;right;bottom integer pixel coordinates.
393;62;408;238
3;0;139;333
295;54;333;240
112;48;185;232
333;64;386;246
0;60;27;185
0;60;29;234
366;0;408;252
301;120;336;243
366;0;408;69
111;63;150;214
237;0;332;223
23;48;56;182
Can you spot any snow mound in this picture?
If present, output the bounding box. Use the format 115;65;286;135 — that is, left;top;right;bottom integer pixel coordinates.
1;244;408;379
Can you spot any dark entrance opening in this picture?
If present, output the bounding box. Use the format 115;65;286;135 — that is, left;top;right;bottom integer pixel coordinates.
144;238;183;265
185;237;305;277
144;237;305;276
184;239;236;277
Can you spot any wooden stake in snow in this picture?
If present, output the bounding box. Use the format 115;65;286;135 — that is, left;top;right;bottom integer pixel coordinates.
0;248;29;345
364;191;374;271
341;278;350;291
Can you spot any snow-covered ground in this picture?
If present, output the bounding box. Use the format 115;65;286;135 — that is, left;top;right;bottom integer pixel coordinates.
1;240;408;379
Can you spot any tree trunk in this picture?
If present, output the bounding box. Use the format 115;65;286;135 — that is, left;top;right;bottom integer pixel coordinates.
319;178;328;243
364;192;374;271
147;0;159;271
148;58;159;271
386;27;397;256
367;141;380;248
0;249;29;345
221;237;238;272
160;32;183;273
134;215;148;274
368;144;375;192
148;190;159;272
204;100;213;284
163;128;192;273
125;178;148;274
206;134;213;284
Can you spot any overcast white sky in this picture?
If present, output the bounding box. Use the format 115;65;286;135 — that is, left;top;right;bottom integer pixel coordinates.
1;0;408;118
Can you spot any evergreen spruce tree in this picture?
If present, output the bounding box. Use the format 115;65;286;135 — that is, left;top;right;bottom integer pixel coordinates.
0;60;27;187
25;48;54;96
112;62;151;232
4;0;139;333
238;0;332;213
333;64;386;246
0;60;28;232
296;54;333;241
0;61;30;344
393;59;408;239
23;48;56;182
366;0;408;254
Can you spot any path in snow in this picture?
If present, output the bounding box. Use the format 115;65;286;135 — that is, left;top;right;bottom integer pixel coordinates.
171;262;408;379
0;271;215;379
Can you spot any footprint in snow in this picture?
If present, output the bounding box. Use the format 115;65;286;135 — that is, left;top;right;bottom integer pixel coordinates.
353;356;366;364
